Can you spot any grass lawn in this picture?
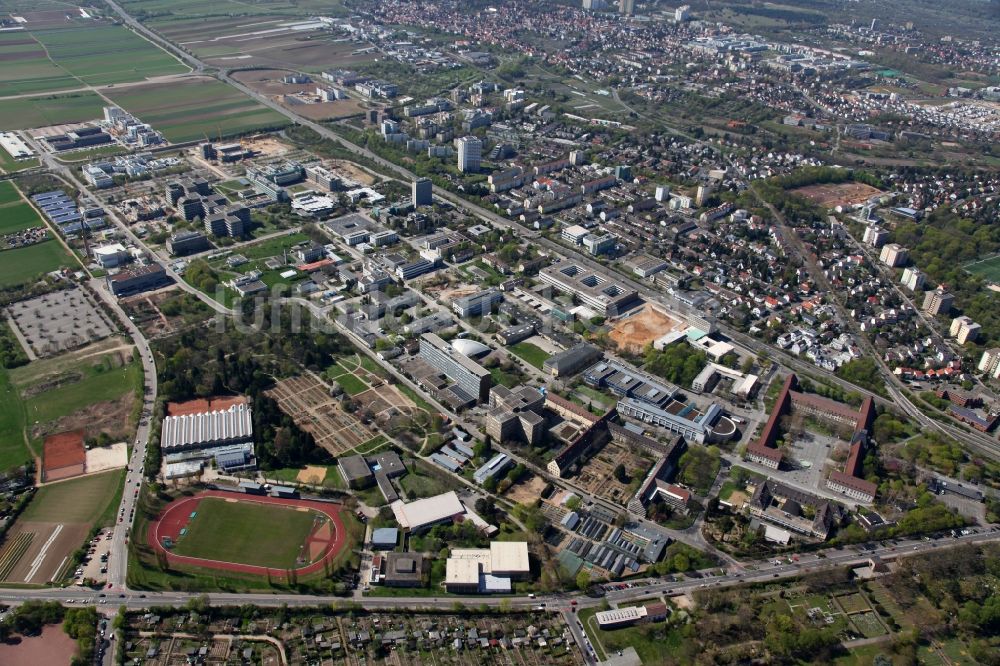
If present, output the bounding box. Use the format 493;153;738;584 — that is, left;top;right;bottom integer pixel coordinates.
0;239;76;288
21;469;125;524
23;360;142;426
509;341;549;369
575;384;613;406
236;232;311;262
266;466;347;490
490;367;521;388
358;355;387;378
397;384;434;413
578;606;683;664
398;460;451;500
335;372;369;396
353;434;387;455
171;497;317;568
835;644;901;666
0;149;38;174
0;368;31;473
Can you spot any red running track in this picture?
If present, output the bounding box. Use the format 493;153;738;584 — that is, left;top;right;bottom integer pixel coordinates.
147;490;347;579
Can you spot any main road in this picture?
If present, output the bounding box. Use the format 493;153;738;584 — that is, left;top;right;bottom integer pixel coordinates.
0;529;994;612
86;279;158;590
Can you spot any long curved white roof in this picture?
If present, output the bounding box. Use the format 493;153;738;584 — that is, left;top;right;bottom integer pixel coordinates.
451;338;490;357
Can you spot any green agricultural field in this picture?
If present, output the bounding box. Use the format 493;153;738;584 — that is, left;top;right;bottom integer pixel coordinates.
0;32;78;95
0;203;45;234
0;24;186;95
105;78;289;143
964;254;1000;283
30;25;187;86
849;611;887;639
23;359;143;426
118;0;348;25
20;469;125;524
0;368;31;473
0;93;106;131
0;181;20;206
0;240;75;288
171;497;317;568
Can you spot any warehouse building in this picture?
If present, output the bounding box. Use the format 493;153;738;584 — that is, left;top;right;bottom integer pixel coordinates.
107;263;170;297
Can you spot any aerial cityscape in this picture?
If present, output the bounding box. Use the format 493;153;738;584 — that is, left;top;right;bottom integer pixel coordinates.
0;0;998;664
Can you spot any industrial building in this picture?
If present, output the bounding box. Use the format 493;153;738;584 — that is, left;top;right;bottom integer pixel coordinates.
473;453;514;485
106;263;170;297
617;398;727;444
336;450;406;502
496;323;535;346
161;402;253;453
370;527;399;550
383;552;425;587
306;164;340;191
92;243;130;269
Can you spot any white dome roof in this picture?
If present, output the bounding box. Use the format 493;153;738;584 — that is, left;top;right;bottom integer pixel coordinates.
451;338;490;357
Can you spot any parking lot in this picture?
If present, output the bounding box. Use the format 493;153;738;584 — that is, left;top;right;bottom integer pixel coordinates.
6;286;114;357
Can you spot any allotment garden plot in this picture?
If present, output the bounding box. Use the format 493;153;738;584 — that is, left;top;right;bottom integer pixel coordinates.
266;373;383;456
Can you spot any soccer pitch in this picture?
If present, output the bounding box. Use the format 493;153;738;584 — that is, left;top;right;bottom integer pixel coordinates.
171;497;317;569
965;255;1000;283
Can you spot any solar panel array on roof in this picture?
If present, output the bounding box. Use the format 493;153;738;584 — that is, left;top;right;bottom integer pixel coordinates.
61;219;108;235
